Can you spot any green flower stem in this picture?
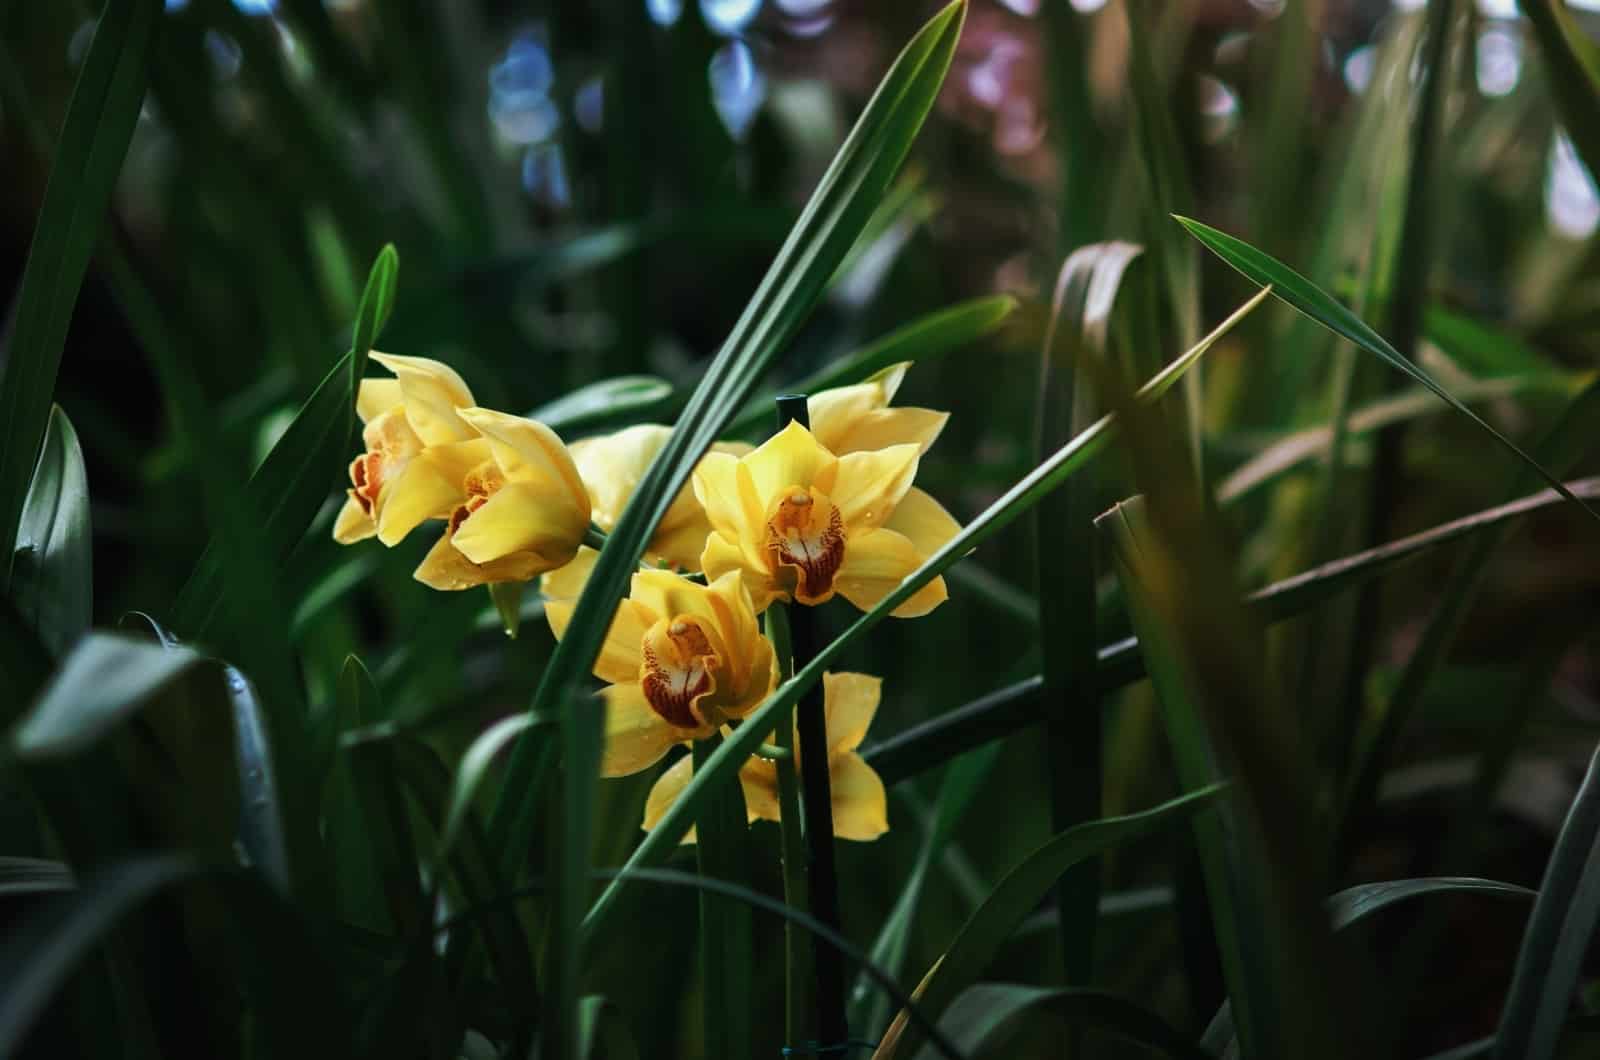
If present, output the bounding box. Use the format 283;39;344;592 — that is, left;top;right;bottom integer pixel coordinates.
775;394;849;1047
583;524;609;551
764;603;811;1045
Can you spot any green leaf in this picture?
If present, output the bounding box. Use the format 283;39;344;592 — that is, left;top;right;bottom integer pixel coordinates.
1518;0;1600;183
911;982;1211;1060
1216;373;1576;505
579;287;1266;943
873;786;1224;1060
594;867;966;1060
851;743;1002;1039
1034;242;1143;986
1494;743;1600;1060
1175;215;1600;526
0;0;161;589
1337;375;1600;862
12;633;208;759
171;244;399;640
722;294;1018;437
0;857;74;899
864;474;1600;784
224;665;290;895
480;6;971;1055
691;738;753;1060
529;376;677;437
1328;877;1533;931
1204;876;1534;1056
578;996;641;1060
13;406;92;656
0;856;352;1058
0;855;192;1056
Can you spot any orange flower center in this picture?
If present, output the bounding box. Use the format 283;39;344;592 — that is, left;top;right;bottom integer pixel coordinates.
447;460;506;536
348;452;384;515
765;486;845;605
639;616;724;730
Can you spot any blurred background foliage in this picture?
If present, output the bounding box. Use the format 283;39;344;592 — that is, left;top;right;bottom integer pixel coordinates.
4;0;1600;1056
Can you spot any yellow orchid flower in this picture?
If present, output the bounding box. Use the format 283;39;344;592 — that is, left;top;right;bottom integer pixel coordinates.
570;424;753;572
545;568;776;776
691;421;959;617
641;671;889;842
807;362;949;457
413;408;592;590
333;353;491;546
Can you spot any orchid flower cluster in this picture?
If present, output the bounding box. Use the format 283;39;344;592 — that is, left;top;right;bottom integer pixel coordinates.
334;354;961;840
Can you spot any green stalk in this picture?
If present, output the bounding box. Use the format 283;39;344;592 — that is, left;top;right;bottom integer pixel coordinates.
775;394;848;1048
763;604;811;1046
691;735;752;1060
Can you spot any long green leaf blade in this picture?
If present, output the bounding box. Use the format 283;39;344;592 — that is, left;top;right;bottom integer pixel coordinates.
13;406;92;656
1174;215;1600;525
0;0;161;588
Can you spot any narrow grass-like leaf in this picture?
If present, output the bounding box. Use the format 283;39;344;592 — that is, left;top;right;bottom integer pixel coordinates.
1034;242;1141;986
1338;377;1600;862
1175;216;1600;524
0;858;74;898
579;288;1266;942
723;294;1018;436
0;856;351;1058
1204;876;1534;1056
1328;877;1533;930
1217;373;1576;504
479;8;971;1055
1122;0;1201;469
13;407;92;656
0;855;192;1056
872;786;1223;1060
0;0;161;587
1494;743;1600;1060
171;245;399;639
530;376;677;436
910;982;1211;1060
578;996;641;1060
867;475;1600;782
851;743;1003;1038
1518;0;1600;181
224;665;290;895
12;634;207;758
691;737;753;1060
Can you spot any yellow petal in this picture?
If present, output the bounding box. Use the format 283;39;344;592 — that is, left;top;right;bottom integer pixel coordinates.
700;531;780;614
823;672;882;755
370;352;477;446
572;424;671;528
628;569;725;630
828;407;949;457
648;516;717;573
807;379;891;454
541;545;598;602
374;439;491;546
642;754;698;843
542;595;652;684
413;531;546;590
742;421;838;503
693;451;757;541
829;752;888;841
451;479;587;569
738;757;782;825
883;487;962;557
835;527;947;618
702;570;762;682
333;493;377;543
599;683;682;776
457;408;591;520
361;404;424;458
830;443;921;530
355;378;404;423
